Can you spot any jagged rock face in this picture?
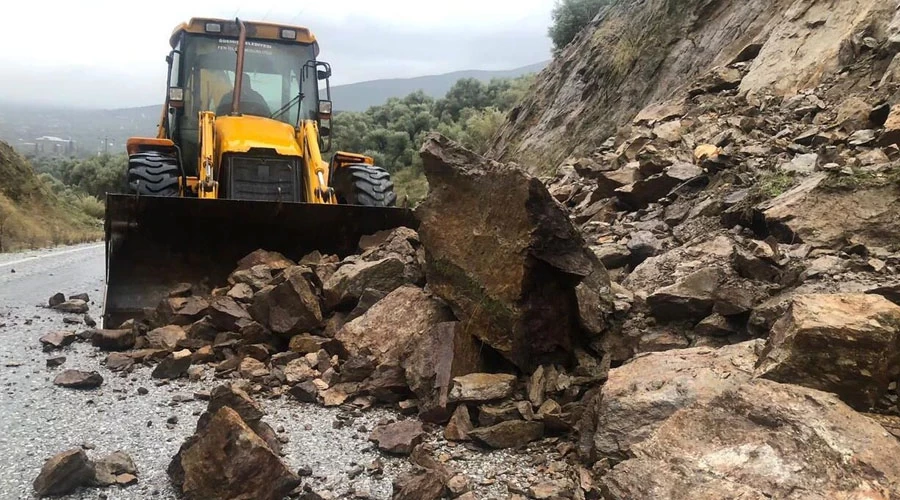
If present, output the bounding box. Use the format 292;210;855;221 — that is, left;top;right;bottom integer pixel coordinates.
601;379;900;499
756;293;900;411
488;0;892;174
417;133;610;371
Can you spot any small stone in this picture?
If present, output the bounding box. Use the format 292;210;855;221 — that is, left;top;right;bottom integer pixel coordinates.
449;373;517;403
137;387;149;395
45;356;66;368
53;370;103;389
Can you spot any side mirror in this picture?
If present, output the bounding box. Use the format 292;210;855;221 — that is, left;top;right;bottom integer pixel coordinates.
318;100;333;119
317;68;331;80
320;125;331;137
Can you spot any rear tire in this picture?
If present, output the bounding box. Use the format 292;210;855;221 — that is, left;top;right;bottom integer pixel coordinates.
126;152;179;196
332;164;397;207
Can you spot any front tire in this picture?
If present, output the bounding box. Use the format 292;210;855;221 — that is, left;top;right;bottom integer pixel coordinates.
332;164;397;207
125;152;179;196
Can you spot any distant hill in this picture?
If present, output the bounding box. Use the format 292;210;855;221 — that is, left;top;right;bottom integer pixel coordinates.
328;61;550;112
0;61;549;156
0;103;159;158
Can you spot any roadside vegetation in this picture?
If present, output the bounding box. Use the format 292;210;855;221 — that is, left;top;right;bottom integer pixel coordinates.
0;143;104;252
331;75;535;205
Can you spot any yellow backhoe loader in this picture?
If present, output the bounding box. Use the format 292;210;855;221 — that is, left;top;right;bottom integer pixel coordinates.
102;17;417;328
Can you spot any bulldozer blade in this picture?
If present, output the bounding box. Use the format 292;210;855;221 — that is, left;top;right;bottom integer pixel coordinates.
101;194;419;329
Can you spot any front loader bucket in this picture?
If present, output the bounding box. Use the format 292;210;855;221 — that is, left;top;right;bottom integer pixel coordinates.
101;194;419;329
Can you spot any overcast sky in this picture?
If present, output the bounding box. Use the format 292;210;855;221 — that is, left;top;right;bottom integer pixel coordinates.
0;0;554;109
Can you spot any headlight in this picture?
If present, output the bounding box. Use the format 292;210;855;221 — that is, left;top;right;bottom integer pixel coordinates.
280;29;297;40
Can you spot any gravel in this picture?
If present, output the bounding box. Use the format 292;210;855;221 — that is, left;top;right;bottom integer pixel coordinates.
0;244;574;499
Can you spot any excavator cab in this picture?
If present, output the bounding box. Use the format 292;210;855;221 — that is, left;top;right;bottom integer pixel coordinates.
102;18;416;328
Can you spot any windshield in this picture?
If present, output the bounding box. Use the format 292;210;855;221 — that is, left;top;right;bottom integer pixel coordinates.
180;34;319;125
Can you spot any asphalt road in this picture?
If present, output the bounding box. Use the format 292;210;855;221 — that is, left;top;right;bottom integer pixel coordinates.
0;244;552;500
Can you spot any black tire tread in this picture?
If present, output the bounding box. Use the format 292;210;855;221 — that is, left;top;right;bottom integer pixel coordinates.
126;152;179;197
334;164;397;207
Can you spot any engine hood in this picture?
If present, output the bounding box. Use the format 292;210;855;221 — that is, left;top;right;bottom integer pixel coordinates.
215;115;303;157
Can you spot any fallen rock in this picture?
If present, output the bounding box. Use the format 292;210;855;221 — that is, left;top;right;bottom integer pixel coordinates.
147;325;187;351
105;352;134;372
235;249;294;273
168;406;300;500
417;133;607;371
48;292;66;308
51;299;88;314
369;420;425;455
449;373;516;403
53;370;103;389
444;405;474;441
208;296;252;332
759;172;900;251
335;285;453;363
615;162;702;209
756;294;900;411
39;331;77;351
90;329;135;351
392;467;446;500
288;334;330;355
401;321;484;423
469;420;544;449
206;384;264;425
322;257;408;309
577;341;761;462
32;448;95;497
92;451;137;486
46;356;66;368
249;267;322;335
646;267;722;321
601;379;900;499
151;349;192;379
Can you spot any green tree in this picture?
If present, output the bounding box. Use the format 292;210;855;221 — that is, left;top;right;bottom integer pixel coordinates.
548;0;609;51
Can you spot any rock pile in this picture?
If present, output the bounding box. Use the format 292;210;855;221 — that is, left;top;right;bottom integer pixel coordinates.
42;135;615;499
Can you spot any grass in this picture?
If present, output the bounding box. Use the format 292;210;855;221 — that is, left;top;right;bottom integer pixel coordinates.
0;143;103;253
820;165;900;192
753;170;797;200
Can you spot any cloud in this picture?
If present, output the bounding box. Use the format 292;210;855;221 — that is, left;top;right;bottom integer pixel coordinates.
0;0;553;108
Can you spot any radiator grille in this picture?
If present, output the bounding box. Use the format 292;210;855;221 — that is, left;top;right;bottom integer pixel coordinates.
226;156;300;202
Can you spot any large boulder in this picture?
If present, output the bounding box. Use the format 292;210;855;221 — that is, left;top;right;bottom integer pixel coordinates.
401;321;484;423
577;341;762;462
756;294;900;411
168;406;299;500
417;133;610;370
601;379;900;499
335;285;453;364
250;266;323;335
759;172;900;251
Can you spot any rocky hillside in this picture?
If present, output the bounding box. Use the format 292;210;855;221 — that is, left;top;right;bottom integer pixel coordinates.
489;0;898;174
0;141;101;251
